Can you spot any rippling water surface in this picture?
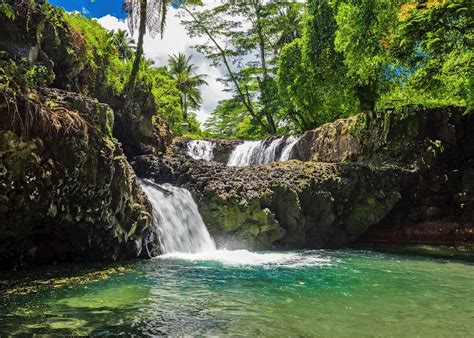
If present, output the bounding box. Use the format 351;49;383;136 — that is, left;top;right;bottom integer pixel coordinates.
1;248;473;336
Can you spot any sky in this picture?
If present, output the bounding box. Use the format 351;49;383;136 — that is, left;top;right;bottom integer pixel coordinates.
49;0;229;124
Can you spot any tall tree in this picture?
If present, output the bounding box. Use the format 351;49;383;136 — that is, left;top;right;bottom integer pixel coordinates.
168;53;208;119
334;0;401;111
180;0;304;135
277;0;358;129
180;3;258;126
125;0;169;89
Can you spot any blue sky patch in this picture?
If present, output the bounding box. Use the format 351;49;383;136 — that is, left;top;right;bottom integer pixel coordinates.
48;0;126;19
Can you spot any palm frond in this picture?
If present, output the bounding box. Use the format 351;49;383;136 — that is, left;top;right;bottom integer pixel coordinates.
125;0;169;38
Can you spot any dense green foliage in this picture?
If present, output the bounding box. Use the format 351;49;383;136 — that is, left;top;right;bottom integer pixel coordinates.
64;11;202;135
278;0;473;132
3;0;471;140
182;0;472;138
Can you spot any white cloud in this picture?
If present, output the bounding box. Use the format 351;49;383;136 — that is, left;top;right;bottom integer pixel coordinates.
97;5;230;125
97;14;127;32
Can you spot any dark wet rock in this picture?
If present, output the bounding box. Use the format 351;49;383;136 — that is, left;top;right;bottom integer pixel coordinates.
113;110;172;158
0;88;158;269
358;221;474;250
352;108;474;246
210;138;242;163
133;155;406;249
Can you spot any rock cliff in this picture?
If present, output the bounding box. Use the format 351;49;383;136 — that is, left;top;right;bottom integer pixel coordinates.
0;89;160;268
137;106;473;249
0;1;162;269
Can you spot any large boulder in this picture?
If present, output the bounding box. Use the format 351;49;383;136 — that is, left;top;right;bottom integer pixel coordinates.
292;106;467;166
133;155;406;249
0;88;159;269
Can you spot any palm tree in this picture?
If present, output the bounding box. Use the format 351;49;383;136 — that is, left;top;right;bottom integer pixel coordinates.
168;53;208;118
125;0;169;89
110;29;136;60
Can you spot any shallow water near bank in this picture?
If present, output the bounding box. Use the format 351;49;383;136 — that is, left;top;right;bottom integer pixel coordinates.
1;249;473;336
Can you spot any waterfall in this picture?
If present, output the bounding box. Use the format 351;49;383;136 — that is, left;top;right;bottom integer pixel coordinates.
139;180;328;266
227;136;299;166
280;135;299;161
186;140;215;161
140;180;216;254
226;140;261;167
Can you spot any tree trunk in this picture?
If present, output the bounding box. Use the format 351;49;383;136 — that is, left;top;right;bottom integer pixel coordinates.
253;0;277;134
127;0;147;91
183;94;188;119
357;80;377;112
182;5;270;130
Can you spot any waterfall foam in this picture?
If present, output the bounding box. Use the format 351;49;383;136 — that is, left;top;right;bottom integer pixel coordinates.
140;180;216;254
159;250;332;267
187;140;215;161
227;136;299;166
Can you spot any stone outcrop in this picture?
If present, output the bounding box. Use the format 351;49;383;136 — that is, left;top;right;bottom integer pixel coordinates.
154;106;473;249
0;88;160;269
0;0;168;269
133;155;406;249
292;106;468;166
291;106;474;247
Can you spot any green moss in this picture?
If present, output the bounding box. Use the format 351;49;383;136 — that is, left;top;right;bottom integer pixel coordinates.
199;193;285;248
343;195;384;235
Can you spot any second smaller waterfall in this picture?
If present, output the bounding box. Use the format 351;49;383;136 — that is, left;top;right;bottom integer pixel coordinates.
187;140;215;161
280;135;299;161
141;180;216;254
227;135;299;166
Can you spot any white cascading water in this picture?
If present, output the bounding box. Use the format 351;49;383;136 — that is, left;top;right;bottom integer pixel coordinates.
140;179;330;267
280;135;299;161
227;136;299;166
140;180;216;253
187;140;215;161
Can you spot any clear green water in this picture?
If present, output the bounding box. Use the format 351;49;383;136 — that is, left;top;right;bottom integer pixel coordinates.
1;249;473;336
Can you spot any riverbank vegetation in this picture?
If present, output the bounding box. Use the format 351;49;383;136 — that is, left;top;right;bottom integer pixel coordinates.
190;0;472;138
1;0;472;141
0;0;202;138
